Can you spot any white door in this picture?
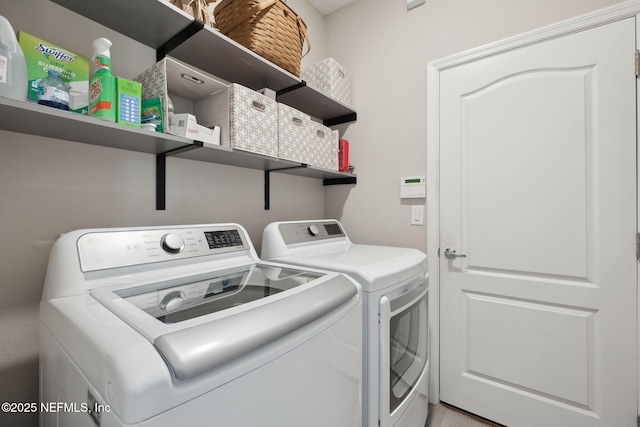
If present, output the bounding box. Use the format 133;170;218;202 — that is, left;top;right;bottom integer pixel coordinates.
438;17;637;427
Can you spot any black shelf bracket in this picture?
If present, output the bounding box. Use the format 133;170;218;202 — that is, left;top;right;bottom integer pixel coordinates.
324;112;357;127
323;176;357;186
157;19;205;61
156;142;204;210
264;165;307;210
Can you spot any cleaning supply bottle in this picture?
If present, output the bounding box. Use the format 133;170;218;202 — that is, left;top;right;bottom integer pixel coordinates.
0;15;27;101
37;69;70;110
89;38;115;121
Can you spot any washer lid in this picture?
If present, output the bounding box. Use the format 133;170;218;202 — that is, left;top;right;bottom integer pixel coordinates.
271;244;427;292
91;263;358;379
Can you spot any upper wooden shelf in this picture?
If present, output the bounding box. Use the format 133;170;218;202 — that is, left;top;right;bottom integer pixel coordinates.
49;0;357;125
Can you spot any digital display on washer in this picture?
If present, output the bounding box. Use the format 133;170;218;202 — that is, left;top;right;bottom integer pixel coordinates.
205;230;243;249
324;223;343;236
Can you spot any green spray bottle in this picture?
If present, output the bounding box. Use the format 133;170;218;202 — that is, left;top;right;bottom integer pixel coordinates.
89;38;115;121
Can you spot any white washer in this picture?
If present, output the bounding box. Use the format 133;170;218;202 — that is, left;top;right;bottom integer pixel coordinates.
40;223;362;427
262;219;429;427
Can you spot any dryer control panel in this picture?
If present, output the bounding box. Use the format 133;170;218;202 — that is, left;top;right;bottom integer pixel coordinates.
77;225;250;272
278;221;347;245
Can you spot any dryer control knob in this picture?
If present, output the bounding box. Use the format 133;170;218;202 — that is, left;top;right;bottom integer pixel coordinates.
308;225;320;236
161;233;184;254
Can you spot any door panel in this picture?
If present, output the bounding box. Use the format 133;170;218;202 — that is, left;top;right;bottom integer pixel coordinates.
466;292;592;405
439;17;636;427
464;68;590;277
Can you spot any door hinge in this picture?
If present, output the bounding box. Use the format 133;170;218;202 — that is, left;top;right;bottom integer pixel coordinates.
636;233;640;259
635;50;639;77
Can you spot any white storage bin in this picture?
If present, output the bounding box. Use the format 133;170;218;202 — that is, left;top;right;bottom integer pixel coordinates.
135;57;228;141
199;83;278;157
278;103;312;164
278;103;338;170
229;84;278;156
302;58;351;107
308;123;339;171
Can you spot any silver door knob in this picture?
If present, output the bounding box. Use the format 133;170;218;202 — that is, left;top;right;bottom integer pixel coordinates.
444;247;467;260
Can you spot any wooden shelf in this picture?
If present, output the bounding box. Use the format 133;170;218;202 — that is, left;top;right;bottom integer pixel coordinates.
49;0;357;125
0;97;193;154
0;97;356;210
31;0;359;210
50;0;194;50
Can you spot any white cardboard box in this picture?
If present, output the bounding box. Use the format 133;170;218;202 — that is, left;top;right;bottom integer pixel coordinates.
169;113;220;146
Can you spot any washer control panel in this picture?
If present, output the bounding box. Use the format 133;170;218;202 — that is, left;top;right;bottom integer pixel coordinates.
77;226;249;272
278;221;346;245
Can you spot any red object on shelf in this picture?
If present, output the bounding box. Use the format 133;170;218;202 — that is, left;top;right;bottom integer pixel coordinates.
339;139;349;172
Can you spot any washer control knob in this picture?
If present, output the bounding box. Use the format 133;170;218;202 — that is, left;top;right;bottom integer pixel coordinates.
159;291;185;311
308;225;320;236
160;233;184;254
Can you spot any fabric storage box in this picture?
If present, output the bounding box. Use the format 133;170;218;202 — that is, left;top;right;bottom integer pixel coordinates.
278;103;313;164
134;57;227;142
278;103;338;170
198;83;278;156
302;58;352;107
308;123;339;171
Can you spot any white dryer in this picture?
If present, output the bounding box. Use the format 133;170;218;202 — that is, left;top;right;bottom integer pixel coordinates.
262;219;429;427
40;223;362;427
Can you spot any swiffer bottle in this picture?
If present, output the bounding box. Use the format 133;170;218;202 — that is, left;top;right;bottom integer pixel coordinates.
0;15;27;101
89;38;115;121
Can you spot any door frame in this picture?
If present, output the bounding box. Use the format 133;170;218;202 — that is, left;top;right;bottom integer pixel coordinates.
426;0;640;406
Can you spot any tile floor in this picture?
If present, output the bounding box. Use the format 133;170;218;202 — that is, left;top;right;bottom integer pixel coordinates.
425;404;503;427
426;403;640;427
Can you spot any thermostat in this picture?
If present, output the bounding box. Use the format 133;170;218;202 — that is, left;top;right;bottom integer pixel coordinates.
400;176;426;198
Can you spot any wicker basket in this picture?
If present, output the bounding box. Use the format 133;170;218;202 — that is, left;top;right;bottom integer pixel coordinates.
214;0;310;76
170;0;215;27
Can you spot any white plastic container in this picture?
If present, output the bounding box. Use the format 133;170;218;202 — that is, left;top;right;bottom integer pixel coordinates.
0;15;27;101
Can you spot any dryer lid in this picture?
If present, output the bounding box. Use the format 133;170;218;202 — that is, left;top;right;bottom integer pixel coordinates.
271;244;427;292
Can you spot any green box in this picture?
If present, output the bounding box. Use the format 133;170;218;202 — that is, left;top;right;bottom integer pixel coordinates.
116;78;141;127
17;31;89;114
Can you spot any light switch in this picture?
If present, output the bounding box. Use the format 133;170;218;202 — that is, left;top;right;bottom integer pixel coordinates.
411;205;424;225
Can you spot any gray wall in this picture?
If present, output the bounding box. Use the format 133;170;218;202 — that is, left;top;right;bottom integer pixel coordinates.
324;0;625;251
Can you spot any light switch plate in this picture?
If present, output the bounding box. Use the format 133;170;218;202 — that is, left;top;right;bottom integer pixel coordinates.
411;205;424;225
